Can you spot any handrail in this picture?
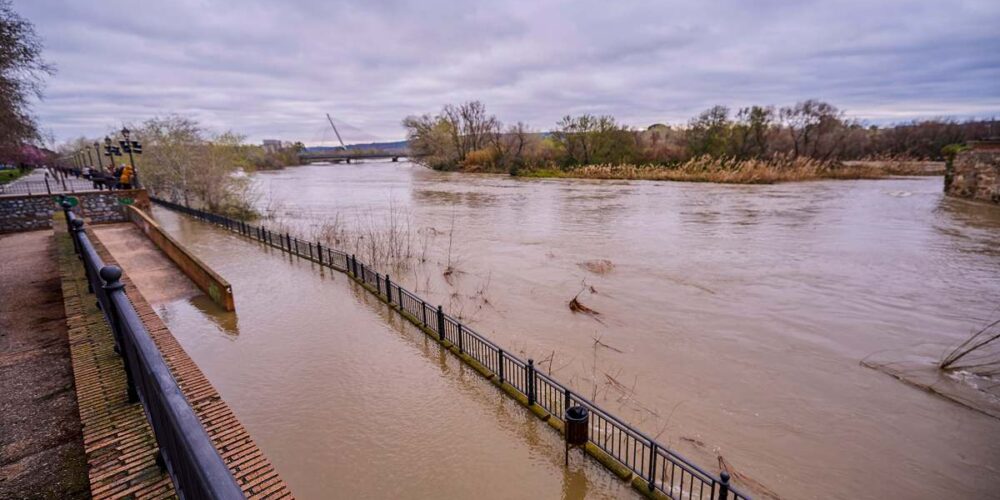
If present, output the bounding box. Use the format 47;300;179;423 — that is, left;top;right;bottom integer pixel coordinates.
150;196;749;500
61;201;244;500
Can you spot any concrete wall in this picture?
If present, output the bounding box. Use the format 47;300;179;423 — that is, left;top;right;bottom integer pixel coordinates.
0;189;151;234
947;141;1000;204
125;205;235;311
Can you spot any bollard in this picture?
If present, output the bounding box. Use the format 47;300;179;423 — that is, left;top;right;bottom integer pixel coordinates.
527;359;536;406
384;274;391;303
70;217;84;258
437;305;445;341
60;199;73;233
717;472;731;500
99;265;138;403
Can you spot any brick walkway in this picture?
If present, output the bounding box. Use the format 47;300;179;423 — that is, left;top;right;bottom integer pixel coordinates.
57;224;292;499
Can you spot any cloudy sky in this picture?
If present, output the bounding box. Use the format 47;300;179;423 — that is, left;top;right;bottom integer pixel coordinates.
17;0;1000;145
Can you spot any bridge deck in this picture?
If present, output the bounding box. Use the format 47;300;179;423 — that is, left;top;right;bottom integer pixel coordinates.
57;221;292;499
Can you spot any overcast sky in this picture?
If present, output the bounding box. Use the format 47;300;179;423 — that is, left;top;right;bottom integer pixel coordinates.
17;0;1000;145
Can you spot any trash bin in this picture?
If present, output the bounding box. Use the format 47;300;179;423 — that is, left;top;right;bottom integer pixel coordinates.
565;405;589;446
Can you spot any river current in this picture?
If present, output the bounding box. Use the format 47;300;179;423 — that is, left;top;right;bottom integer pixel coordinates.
151;161;1000;499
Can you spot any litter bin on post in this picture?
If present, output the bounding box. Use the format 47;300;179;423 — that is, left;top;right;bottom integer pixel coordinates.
565;405;589;465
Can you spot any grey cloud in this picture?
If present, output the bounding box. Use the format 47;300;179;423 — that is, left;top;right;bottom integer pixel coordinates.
15;0;1000;144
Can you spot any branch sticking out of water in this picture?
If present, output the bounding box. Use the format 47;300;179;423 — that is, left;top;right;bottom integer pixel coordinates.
940;317;1000;376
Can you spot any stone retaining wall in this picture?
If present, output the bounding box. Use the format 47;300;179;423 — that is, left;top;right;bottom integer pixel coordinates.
947;141;1000;204
0;189;150;234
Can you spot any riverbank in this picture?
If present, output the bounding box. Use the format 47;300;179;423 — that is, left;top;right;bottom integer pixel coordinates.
514;157;943;184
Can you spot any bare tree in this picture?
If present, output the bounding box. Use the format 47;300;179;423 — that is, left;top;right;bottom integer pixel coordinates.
779;100;844;160
0;0;53;160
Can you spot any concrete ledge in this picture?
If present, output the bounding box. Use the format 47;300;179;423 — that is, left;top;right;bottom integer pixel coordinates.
125;205;235;311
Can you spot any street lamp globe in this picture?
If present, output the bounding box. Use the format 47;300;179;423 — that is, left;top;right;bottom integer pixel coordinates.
121;127;130;139
105;136;112;146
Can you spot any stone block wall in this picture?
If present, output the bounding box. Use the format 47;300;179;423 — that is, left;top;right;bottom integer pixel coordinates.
947;141;1000;204
0;189;151;234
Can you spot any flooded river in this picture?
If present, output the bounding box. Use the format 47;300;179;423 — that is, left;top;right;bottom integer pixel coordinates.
153;162;999;499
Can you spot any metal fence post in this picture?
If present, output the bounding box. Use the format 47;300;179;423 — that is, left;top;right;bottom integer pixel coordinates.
100;265;137;403
384;274;391;303
717;472;731;500
437;305;445;341
421;300;428;326
527;359;536;405
351;254;358;277
457;324;464;353
564;387;571;418
498;349;505;383
317;242;323;266
397;286;403;308
647;443;658;492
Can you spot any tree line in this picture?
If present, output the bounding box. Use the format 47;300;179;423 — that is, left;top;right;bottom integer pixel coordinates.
403;100;997;174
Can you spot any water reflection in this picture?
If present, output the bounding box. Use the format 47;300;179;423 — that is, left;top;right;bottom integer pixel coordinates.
189;294;240;337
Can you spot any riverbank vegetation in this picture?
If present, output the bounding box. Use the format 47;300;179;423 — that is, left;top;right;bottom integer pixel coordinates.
134;116;260;218
403;100;994;183
246;141;304;170
60;117;305;219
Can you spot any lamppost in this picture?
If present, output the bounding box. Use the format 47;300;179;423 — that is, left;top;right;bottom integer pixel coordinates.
103;136;120;172
92;142;102;172
118;127;142;188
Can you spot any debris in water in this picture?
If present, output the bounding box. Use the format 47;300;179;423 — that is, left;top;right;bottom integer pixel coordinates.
578;259;615;275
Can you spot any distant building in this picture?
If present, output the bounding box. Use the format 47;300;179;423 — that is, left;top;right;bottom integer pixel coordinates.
262;139;282;153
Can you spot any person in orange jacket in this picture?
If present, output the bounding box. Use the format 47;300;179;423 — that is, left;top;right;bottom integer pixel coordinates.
119;163;134;189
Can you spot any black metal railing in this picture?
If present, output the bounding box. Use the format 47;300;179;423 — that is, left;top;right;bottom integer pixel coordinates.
60;201;244;500
150;196;748;500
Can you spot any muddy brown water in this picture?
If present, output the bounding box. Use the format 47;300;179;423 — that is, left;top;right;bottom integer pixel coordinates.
151;162;999;499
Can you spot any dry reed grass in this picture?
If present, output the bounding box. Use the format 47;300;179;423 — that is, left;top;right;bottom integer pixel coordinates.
526;156;887;184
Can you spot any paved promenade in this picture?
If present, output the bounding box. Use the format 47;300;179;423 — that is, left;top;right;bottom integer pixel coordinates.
0;230;89;499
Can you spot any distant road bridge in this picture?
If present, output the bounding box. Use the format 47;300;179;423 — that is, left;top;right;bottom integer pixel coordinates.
298;150;421;164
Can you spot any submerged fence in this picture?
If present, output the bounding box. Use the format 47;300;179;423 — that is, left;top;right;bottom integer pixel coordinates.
151;197;748;500
61;202;244;499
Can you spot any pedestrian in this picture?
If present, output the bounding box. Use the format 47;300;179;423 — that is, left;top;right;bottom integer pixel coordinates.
119;163;134;189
